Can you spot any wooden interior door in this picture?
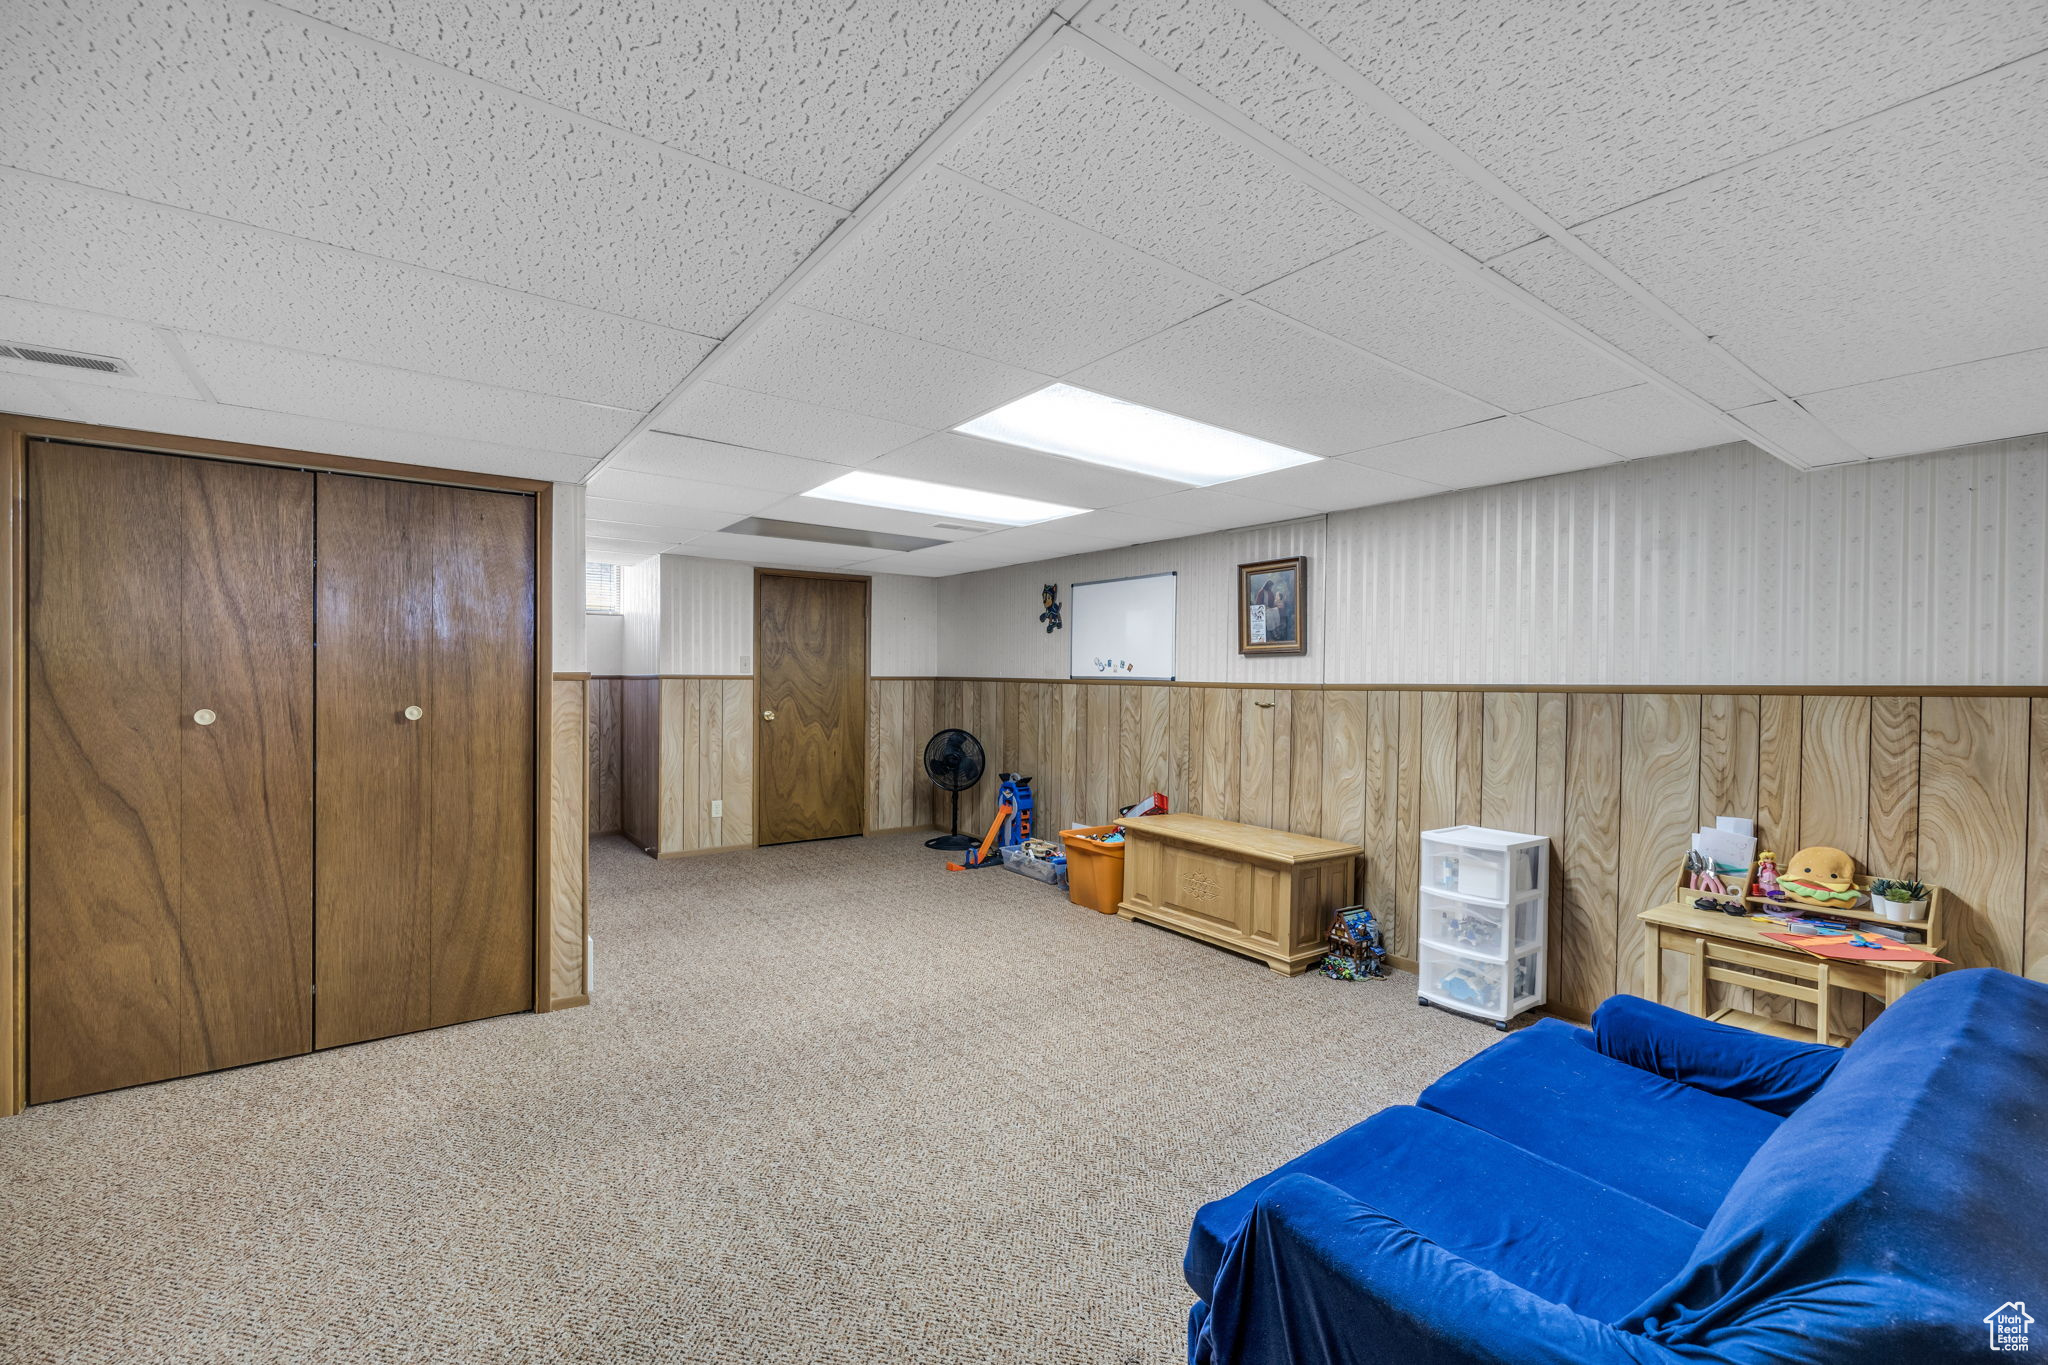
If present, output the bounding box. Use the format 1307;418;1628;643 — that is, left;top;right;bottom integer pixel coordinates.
756;572;867;845
315;473;534;1048
27;443;314;1103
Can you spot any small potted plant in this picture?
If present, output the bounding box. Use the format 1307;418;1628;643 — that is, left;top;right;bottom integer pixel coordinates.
1870;877;1929;923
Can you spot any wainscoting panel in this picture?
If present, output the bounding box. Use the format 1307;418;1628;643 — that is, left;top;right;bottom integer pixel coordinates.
612;677;756;857
549;679;589;1005
589;678;622;835
888;678;2048;1032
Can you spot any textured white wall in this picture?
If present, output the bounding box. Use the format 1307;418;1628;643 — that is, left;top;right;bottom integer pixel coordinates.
936;435;2048;686
618;559;661;675
657;554;756;674
586;612;625;675
872;574;939;676
549;482;586;672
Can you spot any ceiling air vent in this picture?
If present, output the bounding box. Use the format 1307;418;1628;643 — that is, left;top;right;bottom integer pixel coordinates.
0;341;136;376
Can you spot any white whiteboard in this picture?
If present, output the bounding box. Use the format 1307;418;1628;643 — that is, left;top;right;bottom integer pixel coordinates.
1069;573;1176;679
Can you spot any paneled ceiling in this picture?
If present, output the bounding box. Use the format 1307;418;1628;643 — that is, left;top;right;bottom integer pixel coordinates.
4;1;2044;574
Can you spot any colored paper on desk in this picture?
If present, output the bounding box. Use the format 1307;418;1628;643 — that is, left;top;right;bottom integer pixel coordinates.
1760;931;1949;964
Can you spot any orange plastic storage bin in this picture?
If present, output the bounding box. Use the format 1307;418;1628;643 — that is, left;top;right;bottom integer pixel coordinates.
1060;825;1126;915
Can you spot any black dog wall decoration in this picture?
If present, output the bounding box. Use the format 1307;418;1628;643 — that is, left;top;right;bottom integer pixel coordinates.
1039;584;1063;633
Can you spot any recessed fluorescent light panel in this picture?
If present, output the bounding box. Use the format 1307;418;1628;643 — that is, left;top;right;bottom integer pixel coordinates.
955;383;1320;486
802;470;1085;526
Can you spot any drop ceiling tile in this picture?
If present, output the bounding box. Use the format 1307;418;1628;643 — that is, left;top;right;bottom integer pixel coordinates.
654;383;925;465
1271;0;2048;224
586;498;762;534
1523;385;1742;460
1;0;836;334
1250;236;1637;411
1069;302;1494;455
862;433;1183;508
758;495;998;542
1720;399;1867;465
942;43;1375;292
1223;459;1445;512
1573;62;2048;396
276;0;1047;206
586;474;784;516
845;541;1023;574
711;306;1048;431
1749;349;2048;460
12;374;597;481
667;533;872;571
0;172;712;410
0;297;205;401
1490;240;1770;409
791;173;1228;373
608;431;848;493
1050;508;1208;547
1089;0;1539;259
1118;487;1317;532
962;523;1145;560
0;371;81;422
1347;417;1619;489
181;334;639;457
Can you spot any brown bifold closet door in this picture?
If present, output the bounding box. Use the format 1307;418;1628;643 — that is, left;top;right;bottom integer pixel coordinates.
314;474;535;1049
27;444;314;1104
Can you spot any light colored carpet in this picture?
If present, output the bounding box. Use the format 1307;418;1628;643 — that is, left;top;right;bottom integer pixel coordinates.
0;833;1495;1363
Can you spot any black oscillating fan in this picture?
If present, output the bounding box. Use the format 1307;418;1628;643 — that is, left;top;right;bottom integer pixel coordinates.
922;729;987;851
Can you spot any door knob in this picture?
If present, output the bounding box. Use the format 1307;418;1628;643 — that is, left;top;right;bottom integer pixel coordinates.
403;705;424;721
192;708;217;726
762;709;776;721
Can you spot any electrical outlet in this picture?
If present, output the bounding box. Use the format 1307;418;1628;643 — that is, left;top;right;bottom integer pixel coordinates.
711;798;724;819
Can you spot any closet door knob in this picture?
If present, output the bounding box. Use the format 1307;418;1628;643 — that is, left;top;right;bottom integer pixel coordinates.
762;709;776;721
192;708;217;726
403;705;424;721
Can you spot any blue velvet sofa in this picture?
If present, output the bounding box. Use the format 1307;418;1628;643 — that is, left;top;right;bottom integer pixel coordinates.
1185;967;2048;1364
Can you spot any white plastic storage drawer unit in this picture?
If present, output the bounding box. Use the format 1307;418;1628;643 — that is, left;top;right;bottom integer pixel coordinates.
1417;825;1549;1028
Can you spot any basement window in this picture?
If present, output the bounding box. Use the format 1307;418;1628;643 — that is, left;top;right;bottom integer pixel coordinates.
585;561;622;615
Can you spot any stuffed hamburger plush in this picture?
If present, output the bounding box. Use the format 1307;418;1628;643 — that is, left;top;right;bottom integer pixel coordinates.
1779;845;1864;909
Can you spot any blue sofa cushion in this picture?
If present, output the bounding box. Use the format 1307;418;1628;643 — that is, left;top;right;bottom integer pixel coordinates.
1186;1104;1702;1324
1417;1018;1780;1225
1626;969;2048;1363
1593;993;1840;1115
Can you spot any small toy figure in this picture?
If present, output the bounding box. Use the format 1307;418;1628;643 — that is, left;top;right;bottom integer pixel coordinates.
1039;583;1063;634
1779;845;1864;909
1753;851;1784;899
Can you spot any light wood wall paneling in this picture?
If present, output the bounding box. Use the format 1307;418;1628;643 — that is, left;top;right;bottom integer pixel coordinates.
1868;695;1921;876
1418;692;1459;838
588;678;622;835
1268;689;1296;832
1697;694;1760;825
1558;695;1621;1019
1757;693;1804;860
1620;694;1701;1005
1533;693;1570;1005
1480;692;1538;833
721;679;754;846
1919;697;2029;974
1319;691;1367;850
1364;692;1403;955
1240;690;1277;829
910;678;934;831
1800;695;1872;868
1169;686;1195;826
1118;686;1145;819
1455;692;1485;826
2029;699;2048;983
1289;688;1324;840
549;680;588;1003
1200;687;1240;824
657;679;689;854
1392;691;1424;964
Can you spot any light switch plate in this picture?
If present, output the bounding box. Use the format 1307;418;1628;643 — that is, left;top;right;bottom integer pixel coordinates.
711;799;724;819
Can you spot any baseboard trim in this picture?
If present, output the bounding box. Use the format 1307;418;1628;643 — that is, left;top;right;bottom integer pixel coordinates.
549;994;590;1010
865;824;941;836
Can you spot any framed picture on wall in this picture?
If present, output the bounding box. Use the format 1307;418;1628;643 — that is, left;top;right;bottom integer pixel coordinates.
1238;556;1306;656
